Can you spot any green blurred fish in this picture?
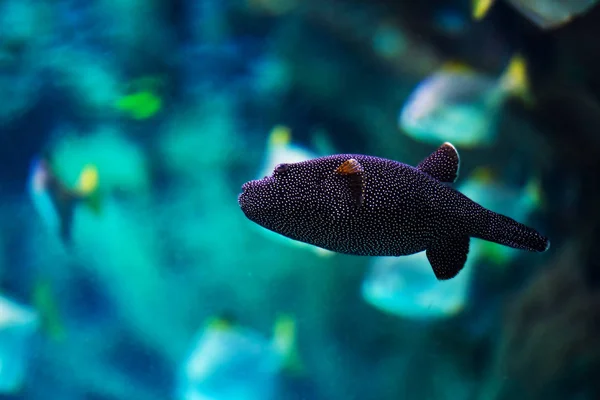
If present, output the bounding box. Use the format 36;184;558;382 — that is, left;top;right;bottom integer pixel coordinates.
115;75;164;120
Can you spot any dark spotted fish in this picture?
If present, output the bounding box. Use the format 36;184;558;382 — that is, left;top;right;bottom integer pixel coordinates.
238;142;550;280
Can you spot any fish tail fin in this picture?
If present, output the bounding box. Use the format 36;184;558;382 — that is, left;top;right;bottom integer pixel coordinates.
474;209;549;253
75;165;102;214
499;54;534;106
472;0;496;20
272;314;303;375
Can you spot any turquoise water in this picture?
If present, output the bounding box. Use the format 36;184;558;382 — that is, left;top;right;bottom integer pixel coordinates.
0;1;599;399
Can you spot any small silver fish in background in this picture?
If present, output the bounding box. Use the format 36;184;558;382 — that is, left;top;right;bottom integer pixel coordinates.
238;142;550;280
473;0;600;30
398;55;529;148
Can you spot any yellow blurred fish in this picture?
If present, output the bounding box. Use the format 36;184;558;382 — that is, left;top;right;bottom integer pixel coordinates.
472;0;599;30
399;55;530;148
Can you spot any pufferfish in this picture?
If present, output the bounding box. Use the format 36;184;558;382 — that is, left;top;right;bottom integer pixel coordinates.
238;142;549;280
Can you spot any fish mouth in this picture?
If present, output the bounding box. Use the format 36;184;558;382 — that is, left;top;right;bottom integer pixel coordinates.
237;178;263;208
237;185;248;208
238;176;273;212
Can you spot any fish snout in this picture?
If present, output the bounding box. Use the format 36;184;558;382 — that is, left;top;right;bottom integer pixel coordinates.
238;182;251;206
239;180;258;208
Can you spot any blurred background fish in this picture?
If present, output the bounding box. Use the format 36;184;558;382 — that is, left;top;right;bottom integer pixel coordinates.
179;314;300;400
361;252;474;319
0;295;39;394
28;155;101;245
473;0;600;30
399;55;529;148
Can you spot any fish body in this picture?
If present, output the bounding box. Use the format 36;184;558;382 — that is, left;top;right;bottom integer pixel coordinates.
400;72;501;147
472;0;599;29
239;143;549;280
0;295;40;394
507;0;598;29
179;316;297;400
181;328;280;400
399;56;529;148
28;156;101;244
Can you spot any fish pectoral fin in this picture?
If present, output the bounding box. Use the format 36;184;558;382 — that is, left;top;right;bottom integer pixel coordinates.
417;142;460;183
426;235;470;280
335;159;365;207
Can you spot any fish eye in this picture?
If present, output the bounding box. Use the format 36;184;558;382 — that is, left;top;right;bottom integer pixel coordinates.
274;163;289;174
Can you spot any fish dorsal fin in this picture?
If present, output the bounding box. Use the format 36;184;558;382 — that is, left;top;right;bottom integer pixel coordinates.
335;158;365;207
417;142;460;183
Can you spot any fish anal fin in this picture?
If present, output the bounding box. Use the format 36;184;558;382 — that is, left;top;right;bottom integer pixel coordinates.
336;159;365;206
417;142;460;183
426;235;470;280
